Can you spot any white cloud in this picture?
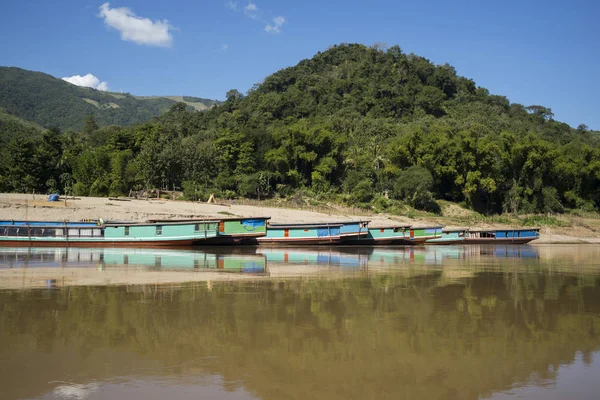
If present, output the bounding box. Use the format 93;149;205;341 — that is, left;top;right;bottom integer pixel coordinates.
265;16;285;34
62;74;109;91
221;44;229;51
225;1;237;10
98;3;173;47
96;81;109;91
244;1;258;19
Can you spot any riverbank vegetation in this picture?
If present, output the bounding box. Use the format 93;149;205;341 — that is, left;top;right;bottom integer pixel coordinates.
1;44;599;218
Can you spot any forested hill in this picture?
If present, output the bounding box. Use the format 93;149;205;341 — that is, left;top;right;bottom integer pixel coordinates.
0;67;218;131
1;44;599;216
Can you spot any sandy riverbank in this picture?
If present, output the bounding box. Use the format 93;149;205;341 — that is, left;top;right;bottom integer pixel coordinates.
0;193;599;244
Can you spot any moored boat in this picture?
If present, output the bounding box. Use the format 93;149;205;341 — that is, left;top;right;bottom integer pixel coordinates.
398;225;444;245
148;217;271;244
252;221;369;246
463;228;540;244
342;225;412;245
425;228;540;245
0;219;220;247
425;229;467;245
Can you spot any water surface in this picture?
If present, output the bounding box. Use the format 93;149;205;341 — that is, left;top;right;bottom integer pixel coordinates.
1;244;599;399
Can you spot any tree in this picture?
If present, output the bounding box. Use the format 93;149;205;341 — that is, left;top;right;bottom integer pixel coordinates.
83;114;99;135
393;166;437;211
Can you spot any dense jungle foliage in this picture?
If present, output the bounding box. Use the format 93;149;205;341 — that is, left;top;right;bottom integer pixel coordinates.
1;44;599;215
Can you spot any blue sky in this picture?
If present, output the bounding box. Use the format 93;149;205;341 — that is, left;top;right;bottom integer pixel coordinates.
1;0;599;129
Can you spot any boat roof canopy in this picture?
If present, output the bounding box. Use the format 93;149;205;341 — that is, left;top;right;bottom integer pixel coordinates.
369;225;412;229
469;228;540;233
105;220;217;227
147;217;271;223
268;222;346;229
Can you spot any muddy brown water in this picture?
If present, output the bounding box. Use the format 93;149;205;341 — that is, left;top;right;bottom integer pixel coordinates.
0;244;599;399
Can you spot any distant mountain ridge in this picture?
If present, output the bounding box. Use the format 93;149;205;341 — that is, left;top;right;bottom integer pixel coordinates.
0;67;219;132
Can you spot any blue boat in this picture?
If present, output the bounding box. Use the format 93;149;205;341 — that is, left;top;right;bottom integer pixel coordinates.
426;228;540;245
254;221;369;245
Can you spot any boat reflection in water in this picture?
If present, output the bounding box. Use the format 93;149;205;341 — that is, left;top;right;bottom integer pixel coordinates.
0;245;540;272
365;245;539;265
0;247;267;274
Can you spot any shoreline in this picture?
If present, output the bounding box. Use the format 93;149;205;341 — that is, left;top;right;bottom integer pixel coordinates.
0;193;599;244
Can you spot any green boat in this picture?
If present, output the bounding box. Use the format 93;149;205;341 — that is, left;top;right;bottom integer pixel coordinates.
342;225;412;245
0;219;220;248
425;229;467;245
400;225;444;245
252;221;368;245
147;217;271;245
425;228;540;245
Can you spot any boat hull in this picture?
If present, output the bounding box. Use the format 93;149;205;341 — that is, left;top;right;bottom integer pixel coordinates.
252;237;344;246
394;236;441;245
425;238;466;245
205;233;265;245
425;238;538;245
347;237;410;246
464;237;537;245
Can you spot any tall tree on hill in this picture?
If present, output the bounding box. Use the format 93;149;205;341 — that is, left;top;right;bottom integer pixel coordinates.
83;114;98;135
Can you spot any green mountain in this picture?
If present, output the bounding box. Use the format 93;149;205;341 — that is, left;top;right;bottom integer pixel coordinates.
1;44;599;216
0;67;218;131
0;107;43;144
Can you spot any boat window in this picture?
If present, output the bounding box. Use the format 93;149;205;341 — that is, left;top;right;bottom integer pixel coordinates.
55;228;64;237
93;229;102;237
124;226;130;236
80;229;92;237
218;222;225;233
156;226;163;236
382;229;386;233
0;227;4;236
284;229;290;238
68;229;79;237
479;232;495;238
194;223;200;232
7;227;25;237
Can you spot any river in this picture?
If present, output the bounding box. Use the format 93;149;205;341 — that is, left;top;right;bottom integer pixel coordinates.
0;244;599;399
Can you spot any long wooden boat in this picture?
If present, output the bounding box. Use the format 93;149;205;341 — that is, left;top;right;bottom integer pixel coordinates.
342;225;412;245
0;220;219;247
425;228;540;245
147;217;271;245
425;229;467;245
464;228;540;244
395;225;444;245
249;221;369;246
